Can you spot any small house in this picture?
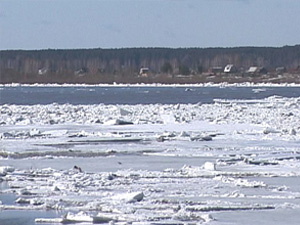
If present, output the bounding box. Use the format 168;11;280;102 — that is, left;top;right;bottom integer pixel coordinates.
38;68;48;75
247;67;259;73
139;67;149;77
224;64;236;73
247;66;267;75
75;67;88;76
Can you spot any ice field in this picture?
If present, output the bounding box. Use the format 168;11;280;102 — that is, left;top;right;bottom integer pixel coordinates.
0;85;300;224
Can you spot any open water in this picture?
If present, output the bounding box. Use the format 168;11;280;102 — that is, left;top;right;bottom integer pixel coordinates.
1;86;300;105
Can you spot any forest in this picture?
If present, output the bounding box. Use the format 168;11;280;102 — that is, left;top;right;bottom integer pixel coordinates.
1;45;300;84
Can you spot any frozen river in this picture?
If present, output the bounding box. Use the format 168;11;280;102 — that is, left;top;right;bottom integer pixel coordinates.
0;84;300;225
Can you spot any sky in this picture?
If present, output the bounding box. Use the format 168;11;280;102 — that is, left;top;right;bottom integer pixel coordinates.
0;0;300;50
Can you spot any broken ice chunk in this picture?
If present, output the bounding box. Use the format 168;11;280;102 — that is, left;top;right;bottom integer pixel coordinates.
202;162;216;171
0;166;15;176
104;119;133;125
190;134;213;141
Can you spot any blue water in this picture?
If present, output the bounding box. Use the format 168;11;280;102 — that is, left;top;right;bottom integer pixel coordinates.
1;86;299;105
0;210;62;225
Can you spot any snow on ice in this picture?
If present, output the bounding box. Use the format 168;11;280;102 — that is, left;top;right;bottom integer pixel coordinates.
0;95;300;224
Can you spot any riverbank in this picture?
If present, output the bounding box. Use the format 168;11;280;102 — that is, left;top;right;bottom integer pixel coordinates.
1;80;300;88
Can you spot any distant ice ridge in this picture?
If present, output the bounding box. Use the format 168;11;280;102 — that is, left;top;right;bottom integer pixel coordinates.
1;96;299;138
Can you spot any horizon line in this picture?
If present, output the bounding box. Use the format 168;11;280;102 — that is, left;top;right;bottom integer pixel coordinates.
1;44;299;51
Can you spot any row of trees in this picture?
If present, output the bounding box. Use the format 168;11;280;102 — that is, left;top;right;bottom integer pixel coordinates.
1;46;300;83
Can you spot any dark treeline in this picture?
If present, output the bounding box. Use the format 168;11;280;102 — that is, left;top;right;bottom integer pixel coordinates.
1;46;300;83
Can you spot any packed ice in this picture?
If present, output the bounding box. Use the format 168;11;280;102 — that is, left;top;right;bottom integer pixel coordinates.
1;92;300;224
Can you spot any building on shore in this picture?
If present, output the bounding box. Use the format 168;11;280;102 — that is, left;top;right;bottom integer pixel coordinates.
139;67;150;77
247;66;267;75
224;64;236;73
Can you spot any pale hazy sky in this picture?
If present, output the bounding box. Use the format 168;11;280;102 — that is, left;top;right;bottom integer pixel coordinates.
1;0;299;50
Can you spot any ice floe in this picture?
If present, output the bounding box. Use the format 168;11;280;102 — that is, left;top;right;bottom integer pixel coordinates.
2;164;295;223
1;95;300;224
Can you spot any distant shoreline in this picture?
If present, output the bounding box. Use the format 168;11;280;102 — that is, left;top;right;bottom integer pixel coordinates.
1;82;300;88
1;46;300;84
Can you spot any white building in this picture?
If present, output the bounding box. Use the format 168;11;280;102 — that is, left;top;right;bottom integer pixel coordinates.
247;66;267;74
38;68;48;75
224;64;236;73
139;67;149;77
